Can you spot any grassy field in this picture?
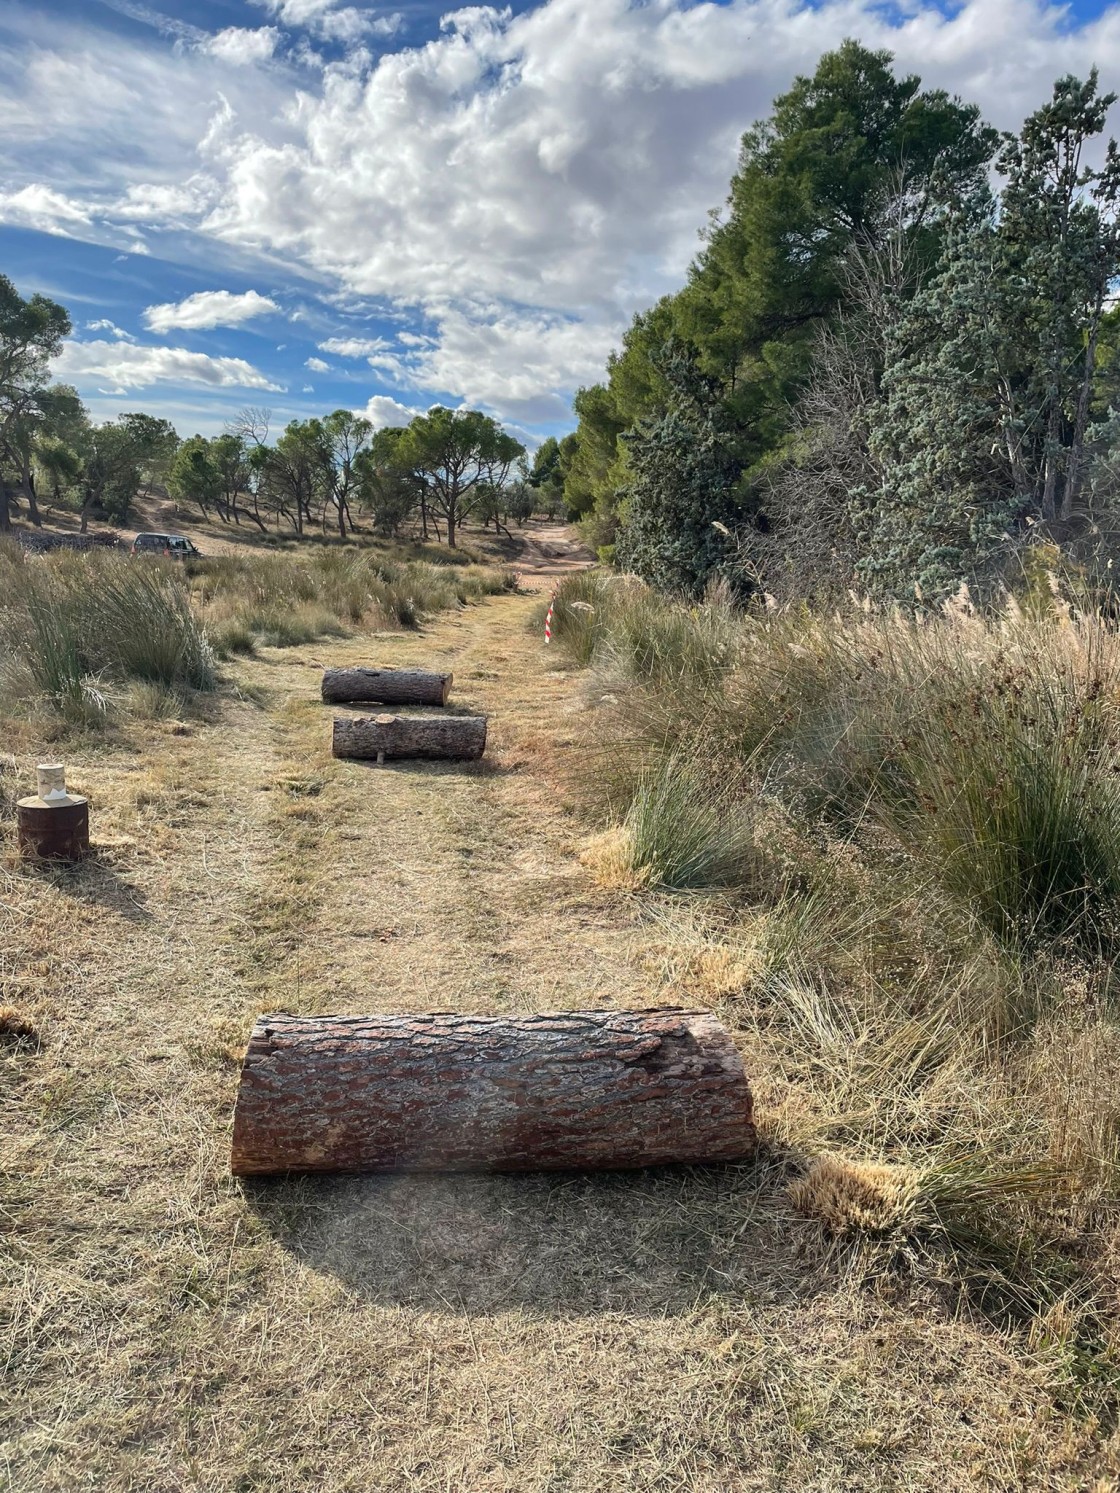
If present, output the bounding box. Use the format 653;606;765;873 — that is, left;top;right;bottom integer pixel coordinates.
4;530;1120;1490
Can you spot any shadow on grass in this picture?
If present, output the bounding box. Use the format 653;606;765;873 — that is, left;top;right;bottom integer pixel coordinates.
31;848;152;923
242;1156;807;1318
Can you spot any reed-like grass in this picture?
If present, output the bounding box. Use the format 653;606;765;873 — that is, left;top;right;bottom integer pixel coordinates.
0;542;515;727
1;545;215;725
192;550;515;645
555;568;1120;1341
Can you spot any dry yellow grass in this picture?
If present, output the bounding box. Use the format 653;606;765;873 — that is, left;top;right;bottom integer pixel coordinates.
788;1155;920;1235
4;524;1120;1490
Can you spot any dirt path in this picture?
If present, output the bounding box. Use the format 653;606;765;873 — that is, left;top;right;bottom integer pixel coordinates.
3;541;1074;1493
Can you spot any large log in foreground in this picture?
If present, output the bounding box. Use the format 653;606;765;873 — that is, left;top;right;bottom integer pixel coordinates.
333;712;486;762
322;666;452;707
230;1008;755;1176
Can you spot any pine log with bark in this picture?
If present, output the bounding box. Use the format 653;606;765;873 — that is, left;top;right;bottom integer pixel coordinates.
322;667;453;706
332;712;486;761
230;1008;755;1175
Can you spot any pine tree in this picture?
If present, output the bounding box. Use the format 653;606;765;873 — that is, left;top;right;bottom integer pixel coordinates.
614;342;743;597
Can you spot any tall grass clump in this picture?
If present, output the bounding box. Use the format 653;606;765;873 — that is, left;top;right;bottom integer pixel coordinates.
192;549;515;647
561;572;1120;1342
0;548;215;726
620;752;761;891
88;565;216;689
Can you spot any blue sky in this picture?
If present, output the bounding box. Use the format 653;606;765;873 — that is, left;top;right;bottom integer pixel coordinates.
4;0;1120;448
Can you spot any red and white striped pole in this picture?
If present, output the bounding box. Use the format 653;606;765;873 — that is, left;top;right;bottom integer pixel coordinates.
544;585;557;643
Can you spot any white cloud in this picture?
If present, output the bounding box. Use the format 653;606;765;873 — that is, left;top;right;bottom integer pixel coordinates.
143;289;279;333
204;27;281;65
85;319;135;341
0;184;92;235
302;382;315;392
318;336;391;358
305;355;331;371
55;339;284;394
196;0;1120;420
356;393;425;429
249;0;401;43
113;179;213;225
10;0;1120;428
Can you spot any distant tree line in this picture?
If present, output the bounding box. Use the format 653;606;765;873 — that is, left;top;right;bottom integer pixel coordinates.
561;41;1120;604
0;289;552;547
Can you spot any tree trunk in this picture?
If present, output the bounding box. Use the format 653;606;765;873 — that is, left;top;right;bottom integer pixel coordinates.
1063;308;1104;522
22;463;41;526
230;1008;755;1176
322;667;453;706
332;712;486;762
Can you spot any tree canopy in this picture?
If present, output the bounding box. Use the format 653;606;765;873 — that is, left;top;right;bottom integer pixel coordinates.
563;45;1120;606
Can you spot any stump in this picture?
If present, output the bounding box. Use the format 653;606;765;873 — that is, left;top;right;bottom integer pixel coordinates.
230;1007;755;1176
333;712;486;762
17;796;90;862
322;667;453;707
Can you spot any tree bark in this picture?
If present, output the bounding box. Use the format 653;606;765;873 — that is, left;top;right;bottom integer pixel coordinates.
333;712;486;762
322;667;453;707
230;1008;755;1176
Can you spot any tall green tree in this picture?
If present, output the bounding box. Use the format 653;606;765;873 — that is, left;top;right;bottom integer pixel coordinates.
0;275;71;529
860;73;1120;600
78;419;145;529
393;407;524;547
120;413;179;501
562;41;998;542
319;409;373;538
615;342;744;596
169;436;222;521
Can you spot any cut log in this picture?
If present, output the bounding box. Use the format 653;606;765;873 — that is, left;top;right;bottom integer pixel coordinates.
230;1007;755;1176
332;712;486;762
322;667;452;707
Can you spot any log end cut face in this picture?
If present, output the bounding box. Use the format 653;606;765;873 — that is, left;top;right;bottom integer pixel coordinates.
230;1007;755;1176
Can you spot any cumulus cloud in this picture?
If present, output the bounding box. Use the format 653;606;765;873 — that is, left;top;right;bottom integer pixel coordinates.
193;0;1120;415
204;27;281;65
305;355;331;371
249;0;401;43
9;0;1120;426
356;393;425;429
318;336;392;357
55;339;284;393
143;290;279;333
0;184;91;235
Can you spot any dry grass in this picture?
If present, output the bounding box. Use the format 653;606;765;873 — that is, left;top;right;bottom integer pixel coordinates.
788;1155;921;1235
5;526;1120;1490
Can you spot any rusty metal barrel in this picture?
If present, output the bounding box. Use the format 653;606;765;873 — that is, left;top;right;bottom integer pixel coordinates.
17;763;89;862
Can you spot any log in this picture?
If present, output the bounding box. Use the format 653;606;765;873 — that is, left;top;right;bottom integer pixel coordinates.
322;667;453;707
332;712;486;762
230;1007;755;1176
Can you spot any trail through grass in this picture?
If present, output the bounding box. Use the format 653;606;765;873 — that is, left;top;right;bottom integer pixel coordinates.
4;528;1119;1490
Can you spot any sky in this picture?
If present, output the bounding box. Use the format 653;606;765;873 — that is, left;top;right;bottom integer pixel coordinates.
3;0;1120;449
